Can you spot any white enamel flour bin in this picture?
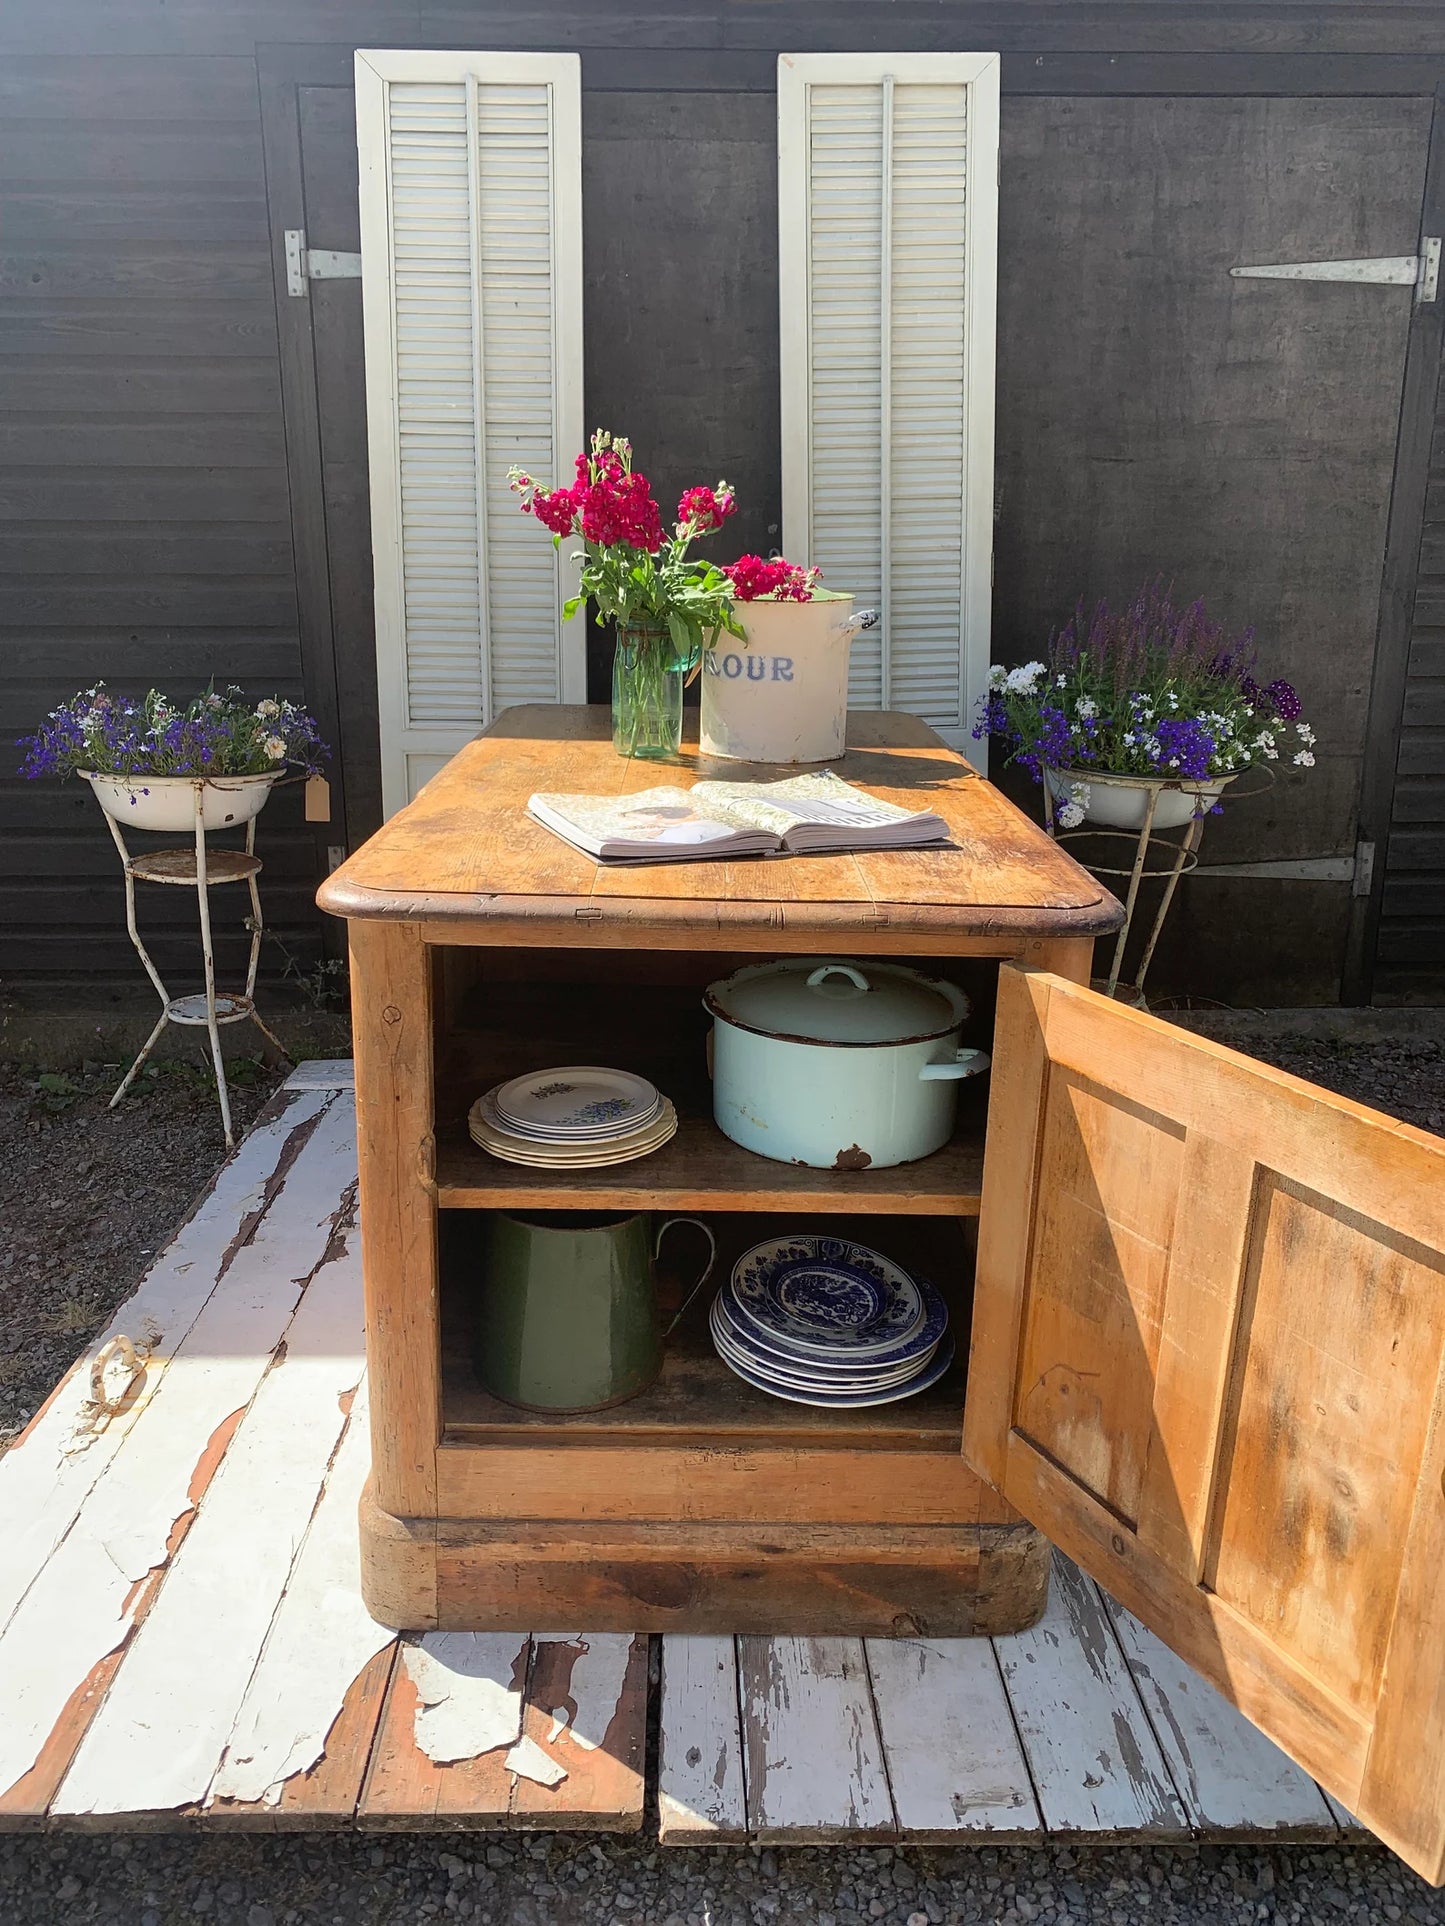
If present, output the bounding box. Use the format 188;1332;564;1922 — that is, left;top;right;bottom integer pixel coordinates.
700;597;876;763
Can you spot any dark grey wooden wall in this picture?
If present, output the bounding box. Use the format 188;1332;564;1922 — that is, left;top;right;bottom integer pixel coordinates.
0;51;324;985
1377;361;1445;1001
2;1;1444;1004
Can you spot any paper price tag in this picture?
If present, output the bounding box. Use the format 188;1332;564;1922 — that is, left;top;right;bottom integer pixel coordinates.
304;774;331;823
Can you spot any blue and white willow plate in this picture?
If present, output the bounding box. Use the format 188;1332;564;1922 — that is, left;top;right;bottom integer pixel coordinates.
714;1332;957;1410
729;1235;929;1360
709;1297;935;1389
713;1275;948;1374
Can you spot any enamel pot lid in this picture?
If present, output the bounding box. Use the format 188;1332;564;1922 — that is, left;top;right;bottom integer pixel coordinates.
704;958;969;1047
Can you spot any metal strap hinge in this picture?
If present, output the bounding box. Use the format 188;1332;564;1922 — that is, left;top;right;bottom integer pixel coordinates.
1231;238;1439;305
284;229;363;298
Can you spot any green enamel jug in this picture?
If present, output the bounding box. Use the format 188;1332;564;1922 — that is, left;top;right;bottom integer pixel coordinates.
473;1210;715;1413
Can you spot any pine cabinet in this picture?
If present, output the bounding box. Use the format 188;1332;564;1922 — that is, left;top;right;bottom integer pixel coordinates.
319;705;1445;1885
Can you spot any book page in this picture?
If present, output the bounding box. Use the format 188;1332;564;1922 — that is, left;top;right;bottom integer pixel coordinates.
691;770;933;834
528;787;759;855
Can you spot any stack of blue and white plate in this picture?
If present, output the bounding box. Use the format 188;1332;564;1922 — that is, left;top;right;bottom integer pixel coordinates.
709;1234;953;1409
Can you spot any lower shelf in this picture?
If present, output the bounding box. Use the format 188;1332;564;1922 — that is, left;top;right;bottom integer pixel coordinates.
441;1210;973;1447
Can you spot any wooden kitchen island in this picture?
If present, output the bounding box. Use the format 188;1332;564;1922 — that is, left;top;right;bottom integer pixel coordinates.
317;705;1124;1636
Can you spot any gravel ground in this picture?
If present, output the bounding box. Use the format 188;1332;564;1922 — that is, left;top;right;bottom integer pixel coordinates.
3;1834;1445;1926
1;1028;1443;1922
0;1053;286;1442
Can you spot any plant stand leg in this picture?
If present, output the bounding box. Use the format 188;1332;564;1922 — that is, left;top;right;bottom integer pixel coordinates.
191;784;235;1151
107;812;173;1111
1106;788;1160;997
242;817;292;1066
110;1007;171;1109
1133;811;1205;998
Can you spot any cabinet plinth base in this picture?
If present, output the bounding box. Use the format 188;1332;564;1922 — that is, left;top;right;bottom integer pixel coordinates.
360;1481;1050;1636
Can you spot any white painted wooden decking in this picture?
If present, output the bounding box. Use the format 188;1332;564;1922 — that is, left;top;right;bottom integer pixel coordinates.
0;1065;1366;1842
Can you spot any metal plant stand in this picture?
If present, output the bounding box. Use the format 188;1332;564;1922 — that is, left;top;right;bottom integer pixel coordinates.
102;781;290;1148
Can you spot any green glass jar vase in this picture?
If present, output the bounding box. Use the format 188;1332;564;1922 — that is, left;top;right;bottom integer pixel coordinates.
612;620;686;760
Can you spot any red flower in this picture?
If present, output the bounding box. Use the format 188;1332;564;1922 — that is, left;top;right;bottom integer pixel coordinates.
677;484;736;534
530;485;579;536
726;554;819;602
579;470;664;552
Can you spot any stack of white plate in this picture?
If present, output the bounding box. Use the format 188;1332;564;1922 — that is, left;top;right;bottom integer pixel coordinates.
468;1065;677;1169
709;1234;953;1409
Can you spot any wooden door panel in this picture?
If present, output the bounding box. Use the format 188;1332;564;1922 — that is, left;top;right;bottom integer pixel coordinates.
966;966;1445;1882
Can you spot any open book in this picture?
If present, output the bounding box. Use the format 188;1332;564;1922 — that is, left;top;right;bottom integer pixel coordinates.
527;770;951;864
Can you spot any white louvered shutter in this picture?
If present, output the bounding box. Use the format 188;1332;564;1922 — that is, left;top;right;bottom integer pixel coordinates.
778;54;999;755
355;51;584;815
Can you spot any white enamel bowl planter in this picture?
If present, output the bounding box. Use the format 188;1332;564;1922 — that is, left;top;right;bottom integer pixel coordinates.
81;770;282;833
1046;766;1236;832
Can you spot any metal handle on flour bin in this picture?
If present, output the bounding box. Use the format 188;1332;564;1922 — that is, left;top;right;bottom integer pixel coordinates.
832;607;880;636
919;1048;991;1082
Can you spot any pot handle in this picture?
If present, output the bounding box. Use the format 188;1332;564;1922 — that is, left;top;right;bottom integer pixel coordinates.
919;1047;992;1082
805;962;870;996
657;1217;719;1337
832;607;880;636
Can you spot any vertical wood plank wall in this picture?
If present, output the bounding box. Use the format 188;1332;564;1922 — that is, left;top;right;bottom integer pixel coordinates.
1378;355;1445;1001
0;7;1443;1000
0;51;329;979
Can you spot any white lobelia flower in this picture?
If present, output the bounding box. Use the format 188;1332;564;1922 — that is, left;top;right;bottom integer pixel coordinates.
264;734;287;760
1295;722;1315;746
1056;799;1086;829
987;665;1009;691
1075;695;1098;720
1004;660;1046;695
1293;750;1315;767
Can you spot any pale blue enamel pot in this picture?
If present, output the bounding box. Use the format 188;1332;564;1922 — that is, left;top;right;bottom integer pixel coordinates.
704;958;991;1171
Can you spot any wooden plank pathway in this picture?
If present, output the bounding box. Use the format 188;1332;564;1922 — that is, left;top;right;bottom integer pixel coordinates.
0;1064;1367;1844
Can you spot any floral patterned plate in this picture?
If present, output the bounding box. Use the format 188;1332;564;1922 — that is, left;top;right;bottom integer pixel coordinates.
712;1276;945;1375
710;1295;936;1389
713;1331;957;1410
728;1235;930;1360
491;1066;661;1139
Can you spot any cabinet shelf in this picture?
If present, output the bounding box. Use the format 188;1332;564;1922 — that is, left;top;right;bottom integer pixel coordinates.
440;1209;972;1448
435;1105;987;1213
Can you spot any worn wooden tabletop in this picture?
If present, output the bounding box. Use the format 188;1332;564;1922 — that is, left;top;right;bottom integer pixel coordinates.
318;707;1122;945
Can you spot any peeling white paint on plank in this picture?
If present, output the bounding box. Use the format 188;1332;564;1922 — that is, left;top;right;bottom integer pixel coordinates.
284;1060;356;1091
505;1734;566;1789
1103;1593;1338;1836
658;1636;747;1843
993;1556;1188;1835
0;1096;359;1805
209;1375;392;1809
0;1087;332;1643
738;1637;894;1841
55;1212;366;1816
403;1634;529;1766
866;1638;1042;1836
536;1633;636;1755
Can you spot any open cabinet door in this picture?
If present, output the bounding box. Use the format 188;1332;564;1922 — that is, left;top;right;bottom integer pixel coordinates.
965;967;1445;1881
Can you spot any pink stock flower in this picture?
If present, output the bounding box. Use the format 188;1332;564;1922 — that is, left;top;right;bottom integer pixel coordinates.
725;554;820;602
677;484;736;535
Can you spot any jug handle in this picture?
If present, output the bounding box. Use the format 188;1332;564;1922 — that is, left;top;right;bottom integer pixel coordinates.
657;1216;719;1337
